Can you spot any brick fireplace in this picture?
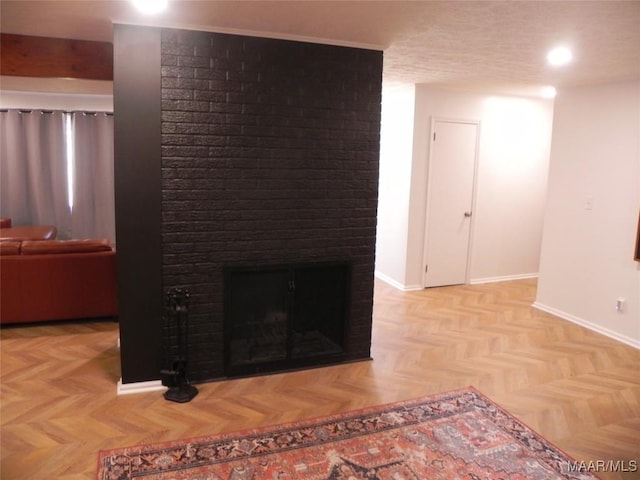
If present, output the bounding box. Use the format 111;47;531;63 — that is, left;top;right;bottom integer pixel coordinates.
114;25;382;384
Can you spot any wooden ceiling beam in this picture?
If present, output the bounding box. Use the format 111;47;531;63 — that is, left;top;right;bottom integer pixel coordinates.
0;33;113;81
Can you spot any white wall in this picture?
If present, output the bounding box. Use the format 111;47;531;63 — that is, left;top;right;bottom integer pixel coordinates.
375;83;416;289
0;77;113;111
403;87;554;288
535;80;640;348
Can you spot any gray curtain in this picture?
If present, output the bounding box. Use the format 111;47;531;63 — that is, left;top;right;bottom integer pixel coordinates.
0;109;71;236
70;112;115;243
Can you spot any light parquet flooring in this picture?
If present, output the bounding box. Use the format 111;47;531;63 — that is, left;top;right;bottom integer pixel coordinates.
1;279;639;479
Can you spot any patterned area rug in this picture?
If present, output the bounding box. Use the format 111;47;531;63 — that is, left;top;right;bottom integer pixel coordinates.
97;387;597;479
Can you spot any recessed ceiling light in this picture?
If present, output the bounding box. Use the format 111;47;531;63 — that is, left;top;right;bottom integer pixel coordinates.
541;86;557;99
132;0;168;14
547;46;573;67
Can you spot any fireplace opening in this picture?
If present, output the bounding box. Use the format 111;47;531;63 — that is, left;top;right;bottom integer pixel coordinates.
224;262;350;377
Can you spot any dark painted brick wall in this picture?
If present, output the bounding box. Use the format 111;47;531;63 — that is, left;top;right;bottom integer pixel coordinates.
160;28;382;382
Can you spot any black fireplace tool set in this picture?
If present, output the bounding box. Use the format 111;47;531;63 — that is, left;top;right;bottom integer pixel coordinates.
161;288;198;403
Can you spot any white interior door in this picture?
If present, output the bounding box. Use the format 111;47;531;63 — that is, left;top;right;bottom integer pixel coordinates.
424;119;479;287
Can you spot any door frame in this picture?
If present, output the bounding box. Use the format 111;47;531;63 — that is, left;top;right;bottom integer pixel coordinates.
421;116;481;288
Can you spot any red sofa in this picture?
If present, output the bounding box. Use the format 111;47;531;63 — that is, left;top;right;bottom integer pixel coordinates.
0;238;118;325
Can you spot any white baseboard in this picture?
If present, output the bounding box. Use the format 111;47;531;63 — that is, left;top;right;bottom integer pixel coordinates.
532;302;640;350
375;271;538;290
470;273;538;285
374;271;423;292
116;378;167;396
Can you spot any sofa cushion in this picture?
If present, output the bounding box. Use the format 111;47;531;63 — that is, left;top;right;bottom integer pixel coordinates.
0;218;12;228
0;241;21;256
20;239;112;255
0;225;57;241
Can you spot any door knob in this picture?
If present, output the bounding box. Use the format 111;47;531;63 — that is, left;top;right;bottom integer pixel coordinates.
464;211;472;217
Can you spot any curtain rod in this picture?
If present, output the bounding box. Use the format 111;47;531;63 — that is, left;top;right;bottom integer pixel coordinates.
0;109;113;116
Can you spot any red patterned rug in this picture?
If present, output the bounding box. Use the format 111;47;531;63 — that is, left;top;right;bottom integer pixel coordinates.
97;387;597;479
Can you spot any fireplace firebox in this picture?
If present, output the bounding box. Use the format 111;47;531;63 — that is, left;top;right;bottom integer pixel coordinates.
224;262;350;377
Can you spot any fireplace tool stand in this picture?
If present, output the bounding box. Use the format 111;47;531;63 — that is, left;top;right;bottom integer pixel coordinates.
161;288;198;403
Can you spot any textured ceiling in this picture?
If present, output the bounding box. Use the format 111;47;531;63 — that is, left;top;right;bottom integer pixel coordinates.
1;0;639;96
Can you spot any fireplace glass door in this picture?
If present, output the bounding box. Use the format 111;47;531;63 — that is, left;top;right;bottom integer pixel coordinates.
224;262;349;377
226;268;290;369
291;265;347;360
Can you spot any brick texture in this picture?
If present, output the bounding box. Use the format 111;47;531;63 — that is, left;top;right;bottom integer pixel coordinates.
160;28;382;381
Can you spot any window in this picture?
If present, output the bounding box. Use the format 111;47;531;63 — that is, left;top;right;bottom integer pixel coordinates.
0;109;115;242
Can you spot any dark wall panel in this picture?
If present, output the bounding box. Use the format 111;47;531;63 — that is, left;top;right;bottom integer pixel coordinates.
113;25;163;383
114;24;382;385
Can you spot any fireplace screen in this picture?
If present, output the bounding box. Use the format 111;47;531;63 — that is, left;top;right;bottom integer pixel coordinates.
224;262;349;376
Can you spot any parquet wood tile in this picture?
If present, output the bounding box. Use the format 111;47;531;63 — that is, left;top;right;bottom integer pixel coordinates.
1;279;639;479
